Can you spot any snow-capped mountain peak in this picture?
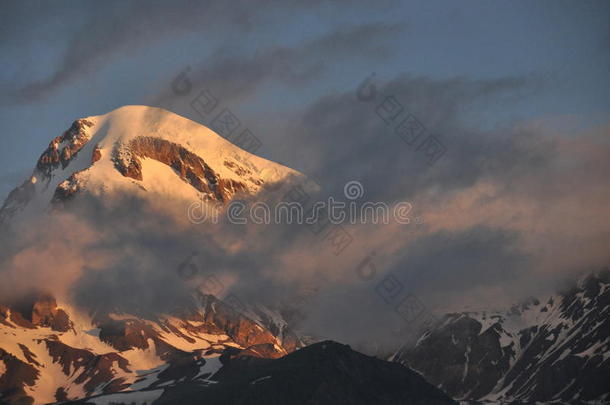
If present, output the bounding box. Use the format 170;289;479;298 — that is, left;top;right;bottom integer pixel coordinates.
1;105;301;225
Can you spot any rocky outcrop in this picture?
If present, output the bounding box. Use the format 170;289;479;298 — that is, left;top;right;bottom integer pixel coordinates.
0;304;35;329
91;294;296;360
45;338;131;395
197;295;288;354
30;294;72;332
91;144;101;164
36;119;94;177
52;172;84;203
96;317;158;352
1;119;96;225
3;293;72;333
112;136;248;202
0;348;39;405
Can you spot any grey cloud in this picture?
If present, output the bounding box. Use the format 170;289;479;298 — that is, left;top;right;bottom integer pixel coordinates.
281;73;542;202
390;226;531;298
5;0;392;103
151;20;409;113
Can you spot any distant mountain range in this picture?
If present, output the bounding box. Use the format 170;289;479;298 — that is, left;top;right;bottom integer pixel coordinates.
393;271;610;404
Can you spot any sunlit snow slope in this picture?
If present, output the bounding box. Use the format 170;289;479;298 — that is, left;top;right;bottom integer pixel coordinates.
0;105;302;225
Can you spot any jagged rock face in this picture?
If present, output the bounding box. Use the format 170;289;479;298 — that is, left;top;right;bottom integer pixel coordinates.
394;271;610;404
1;119;98;222
36;120;94;177
45;338;132;394
52;172;83;202
2;293;73;333
112;136;248;202
0;348;39;405
197;295;286;352
0;293;302;405
96;317;159;352
90;294;297;359
30;295;72;332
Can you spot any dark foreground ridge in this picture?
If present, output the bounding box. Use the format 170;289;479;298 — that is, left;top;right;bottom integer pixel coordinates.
66;341;456;405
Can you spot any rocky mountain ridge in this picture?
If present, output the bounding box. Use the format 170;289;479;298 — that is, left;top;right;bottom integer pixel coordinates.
0;292;301;405
393;271;610;404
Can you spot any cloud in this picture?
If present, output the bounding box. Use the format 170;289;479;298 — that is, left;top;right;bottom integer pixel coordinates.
0;116;608;351
275;73;540;200
234;71;610;318
4;0;396;104
1;12;609;353
150;20;408;113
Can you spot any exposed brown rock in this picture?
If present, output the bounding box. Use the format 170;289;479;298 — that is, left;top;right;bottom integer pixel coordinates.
45;338;131;396
91;144;102;163
97;318;156;352
112;136;248;202
55;387;68;402
0;348;39;405
30;294;72;332
8;310;35;329
223;159;252;178
36;119;94;176
18;344;40;367
1;293;302;404
52;172;83;203
2;293;73;332
196;295;287;356
0;305;14;328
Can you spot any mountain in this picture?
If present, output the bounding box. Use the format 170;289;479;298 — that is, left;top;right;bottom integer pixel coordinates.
392;271;610;404
0;292;304;405
62;341;456;405
0;292;457;405
0;106;457;405
0;105;301;227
